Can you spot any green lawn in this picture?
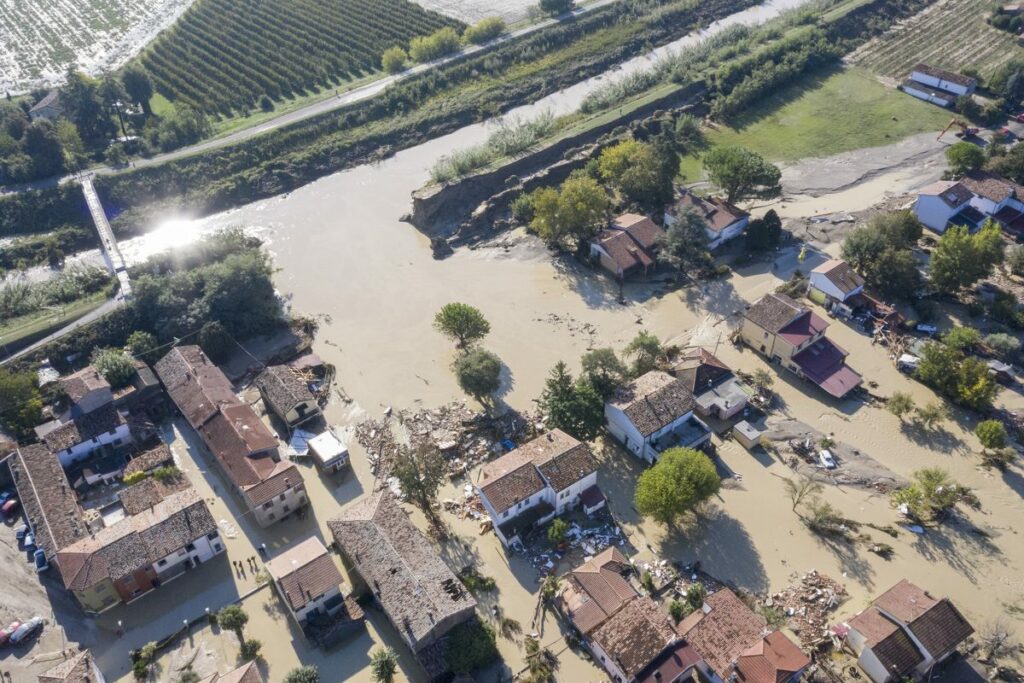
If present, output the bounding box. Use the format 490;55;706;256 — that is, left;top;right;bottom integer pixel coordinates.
0;292;108;353
680;66;952;180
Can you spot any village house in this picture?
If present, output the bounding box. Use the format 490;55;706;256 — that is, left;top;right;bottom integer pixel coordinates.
255;365;321;429
740;293;862;399
29;89;62;121
590;596;701;683
590;213;665;280
557;548;637;636
329;493;477;669
265;537;355;628
670;348;749;421
665;189;750;250
841;579;974;683
56;487;223;613
914;171;1024;236
34;366;134;469
679;588;810;683
901;64;977;107
809;259;866;309
476;429;603;547
197;661;264;683
37;649;106;683
606;370;712;464
155;346;306;527
308;429;349;474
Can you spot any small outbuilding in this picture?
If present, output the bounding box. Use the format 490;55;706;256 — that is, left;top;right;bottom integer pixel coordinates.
255;365;321;429
308;430;349;473
733;421;763;450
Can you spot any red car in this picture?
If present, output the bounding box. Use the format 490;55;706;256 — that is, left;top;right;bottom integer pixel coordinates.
0;621;22;646
1;498;19;517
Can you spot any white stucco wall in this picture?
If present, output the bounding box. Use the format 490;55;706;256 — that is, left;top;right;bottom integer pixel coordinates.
910;70;974;96
153;531;224;580
809;272;862;302
250;482;308;527
552;471;597;514
57;422;133;469
706;216;749;250
289;584;342;623
914;194;960;232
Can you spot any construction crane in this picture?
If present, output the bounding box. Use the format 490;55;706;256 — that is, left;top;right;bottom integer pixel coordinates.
937;118;979;140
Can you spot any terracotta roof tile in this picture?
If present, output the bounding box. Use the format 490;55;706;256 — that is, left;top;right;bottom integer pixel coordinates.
123;443;174;475
912;63;977;87
960;170;1024;204
812;259;865;296
266;537;343;611
672;347;732;393
744;293;805;334
590;597;677;680
9;445;88;559
670;191;749;234
735;630;810;683
908;600;974;659
61;367;109;403
197;661;264;683
255;365;317;420
42;403;125;452
679;589;769;680
560;547;637;634
37;650;96;683
610;371;696;437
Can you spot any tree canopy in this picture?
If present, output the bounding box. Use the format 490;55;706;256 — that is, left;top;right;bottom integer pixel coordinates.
623;330;663;376
915;341;999;410
976;420;1009;450
580;347;628;398
370;647;399;683
596;139;676;210
658;207;711;273
529;172;610;251
0;368;43;438
634;447;720;525
929;222;1004;293
434;303;490;348
945;141;986;177
283;666;320;683
703;146;781;204
91;347;136;389
454;348;503;403
538;362;605;441
839;211;924;298
392;443;446;524
539;0;573;15
746;209;782;251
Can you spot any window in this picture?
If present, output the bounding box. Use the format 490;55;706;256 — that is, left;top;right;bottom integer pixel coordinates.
299;497;307;506
157;559;167;567
213;544;223;553
263;501;274;510
268;513;276;521
185;543;195;552
502;510;509;518
283;505;290;513
294;484;304;492
207;532;219;541
279;493;287;501
108;428;117;435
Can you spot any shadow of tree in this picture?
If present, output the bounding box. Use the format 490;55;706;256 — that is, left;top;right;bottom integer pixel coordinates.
909;514;1003;584
899;420;968;453
812;532;877;590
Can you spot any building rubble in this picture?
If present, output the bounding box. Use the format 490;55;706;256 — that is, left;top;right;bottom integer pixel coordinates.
769;570;848;647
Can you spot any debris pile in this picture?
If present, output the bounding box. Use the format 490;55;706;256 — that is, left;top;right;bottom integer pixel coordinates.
522;520;625;575
355;402;541;481
770;570;848;647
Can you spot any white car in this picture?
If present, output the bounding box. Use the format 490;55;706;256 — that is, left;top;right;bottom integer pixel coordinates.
8;617;43;645
818;450;837;469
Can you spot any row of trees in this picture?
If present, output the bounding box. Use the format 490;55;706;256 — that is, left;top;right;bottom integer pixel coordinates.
383;16;508;73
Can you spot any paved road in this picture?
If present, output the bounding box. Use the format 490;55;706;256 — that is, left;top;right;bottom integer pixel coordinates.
0;1;618;196
0;297;123;365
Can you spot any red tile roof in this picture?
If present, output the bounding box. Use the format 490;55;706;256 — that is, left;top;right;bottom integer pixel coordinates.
560;547;637;634
671;191;749;234
960;170;1024;203
266;537;343;611
610;371;697;437
735;630;810;683
792;338;862;398
811;259;865;296
777;310;829;347
678;589;768;681
590;597;678;680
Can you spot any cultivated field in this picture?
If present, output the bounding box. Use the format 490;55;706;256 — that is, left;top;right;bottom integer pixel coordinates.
0;0;194;94
849;0;1023;80
138;0;463;116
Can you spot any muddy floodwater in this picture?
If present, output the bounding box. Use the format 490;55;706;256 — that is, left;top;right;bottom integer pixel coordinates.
67;1;1024;680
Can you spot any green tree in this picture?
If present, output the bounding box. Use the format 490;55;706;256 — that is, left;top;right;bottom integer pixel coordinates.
929;222;1004;293
547;517;569;544
55;119;86;169
283;666;320;683
126;330;158;361
596;139;676;210
634;447;720;525
684;582;707;611
539;0;573;14
198;321;235;363
529;172;609;251
783;474;823;514
0;368;43;438
984;332;1020;359
887;391;915;421
463;17;506;44
381;47;408;74
453;348;502;403
623;330;662;376
942;326;981;352
914;401;948;429
21;119;65;178
1007;244;1024;277
868;247;921;299
217;604;249;642
524;635;556;683
91;347;136;389
891;468;969;522
370;647;399;683
840;211;923;298
746;209;782;251
177;668;201;683
434;302;490;348
409;27;461;62
445;621;500;675
537;362;605;441
63;69;114;143
946;141;986;176
976;420;1009;450
240;638;262;661
659;207;711;273
703;146;781;204
393;442;446;525
122;65;154;115
105;142;127;167
580;347;628;398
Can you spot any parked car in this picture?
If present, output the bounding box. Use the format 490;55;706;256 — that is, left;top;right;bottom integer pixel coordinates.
1;498;19;517
23;532;35;549
14;524;28;542
818;449;837;469
897;354;920;373
0;621;22;646
915;323;938;336
8;617;42;645
33;549;49;573
0;490;13;505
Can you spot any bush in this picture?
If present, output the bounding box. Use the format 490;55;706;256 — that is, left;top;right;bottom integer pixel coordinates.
444;621;500;675
540;0;573;15
381;46;408;74
985;332;1021;359
240;638;262;661
976;420;1009;450
669;599;685;623
123;471;148;486
464;17;505;45
547;517;569;544
283;666;320;683
91;347;136;389
409;27;461;62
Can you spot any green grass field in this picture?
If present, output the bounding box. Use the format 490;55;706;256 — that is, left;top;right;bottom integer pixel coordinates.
0;292;108;353
679;66;952;180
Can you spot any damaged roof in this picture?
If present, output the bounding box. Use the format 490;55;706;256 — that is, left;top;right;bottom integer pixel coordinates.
255;365;316;418
328;493;476;652
610;371;696;437
560;547;637;634
671;190;749;234
678;588;770;681
590;596;677;680
744;293;805;334
9;445;88;559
